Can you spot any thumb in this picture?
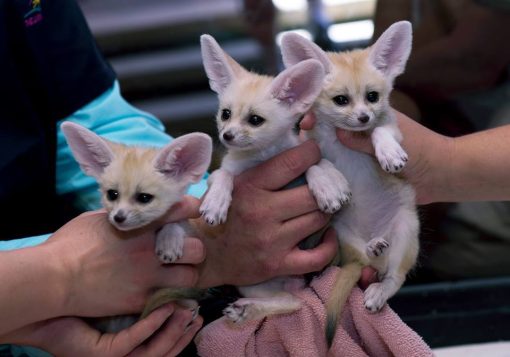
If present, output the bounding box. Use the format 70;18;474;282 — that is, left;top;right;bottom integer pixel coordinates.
336;129;375;156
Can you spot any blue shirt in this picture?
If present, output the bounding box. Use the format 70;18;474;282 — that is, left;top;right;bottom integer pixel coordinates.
0;81;209;356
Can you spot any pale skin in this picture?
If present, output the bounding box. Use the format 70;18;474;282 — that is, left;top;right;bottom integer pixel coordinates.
307;110;510;204
0;200;205;356
0;140;338;355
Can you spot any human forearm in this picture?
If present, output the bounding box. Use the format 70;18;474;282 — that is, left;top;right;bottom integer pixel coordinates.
0;244;66;335
444;125;510;202
334;111;510;204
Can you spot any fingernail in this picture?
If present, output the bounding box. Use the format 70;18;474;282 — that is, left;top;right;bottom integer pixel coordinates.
190;306;200;321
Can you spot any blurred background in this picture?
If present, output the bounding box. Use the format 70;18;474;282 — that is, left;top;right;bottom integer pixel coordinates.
78;0;377;138
77;0;510;352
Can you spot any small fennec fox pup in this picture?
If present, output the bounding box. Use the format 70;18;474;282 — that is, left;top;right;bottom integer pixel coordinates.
199;34;350;323
281;21;420;341
61;121;212;331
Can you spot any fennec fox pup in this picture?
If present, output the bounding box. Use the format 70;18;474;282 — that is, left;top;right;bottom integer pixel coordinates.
62;121;212;331
199;34;350;323
281;21;420;341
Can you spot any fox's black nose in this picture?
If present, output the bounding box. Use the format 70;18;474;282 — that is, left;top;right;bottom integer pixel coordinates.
358;115;370;124
223;131;234;141
114;213;126;223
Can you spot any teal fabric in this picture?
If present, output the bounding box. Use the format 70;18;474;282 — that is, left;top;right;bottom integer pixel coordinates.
56;80;208;211
0;81;209;356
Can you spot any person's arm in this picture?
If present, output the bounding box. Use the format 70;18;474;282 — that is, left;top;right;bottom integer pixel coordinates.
1;304;202;357
445;124;510;202
330;111;510;204
0;198;203;336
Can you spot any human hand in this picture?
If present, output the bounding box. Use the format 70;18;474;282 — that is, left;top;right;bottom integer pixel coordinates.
46;196;206;318
1;304;203;357
301;111;453;205
195;140;339;288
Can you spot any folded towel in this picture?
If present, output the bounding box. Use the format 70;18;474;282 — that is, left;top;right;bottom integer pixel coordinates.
195;267;433;357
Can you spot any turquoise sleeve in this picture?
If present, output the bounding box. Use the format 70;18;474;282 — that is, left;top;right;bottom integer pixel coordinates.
0;81;209;356
0;80;208;251
56;80;208;211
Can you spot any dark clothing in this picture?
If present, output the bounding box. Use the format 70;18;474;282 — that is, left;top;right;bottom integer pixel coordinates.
0;0;115;239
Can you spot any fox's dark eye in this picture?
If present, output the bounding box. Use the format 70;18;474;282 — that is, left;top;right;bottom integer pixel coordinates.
107;189;119;201
333;95;349;106
221;109;231;121
366;91;379;103
136;193;154;204
248;115;265;126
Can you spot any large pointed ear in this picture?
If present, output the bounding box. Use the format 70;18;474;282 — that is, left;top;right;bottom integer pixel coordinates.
200;34;246;94
270;59;325;114
154;133;212;184
280;32;332;74
368;21;412;79
61;122;115;179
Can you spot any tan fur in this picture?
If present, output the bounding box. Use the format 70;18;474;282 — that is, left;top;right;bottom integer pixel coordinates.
399;236;419;276
313;49;392;131
141;287;204;319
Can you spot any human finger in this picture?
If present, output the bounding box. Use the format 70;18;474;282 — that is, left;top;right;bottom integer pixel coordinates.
281;211;331;245
238;140;321;190
156;265;198;288
272;185;321;221
359;267;378;290
162;196;201;223
165;315;203;357
336;129;375;155
281;228;338;275
119;303;176;356
130;308;194;357
173;237;206;265
299;112;316;130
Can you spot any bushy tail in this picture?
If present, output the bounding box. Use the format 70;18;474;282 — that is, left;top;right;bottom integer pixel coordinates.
325;262;364;345
141;287;206;319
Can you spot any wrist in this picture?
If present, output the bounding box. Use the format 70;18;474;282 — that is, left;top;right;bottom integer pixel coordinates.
423;134;456;204
40;239;77;317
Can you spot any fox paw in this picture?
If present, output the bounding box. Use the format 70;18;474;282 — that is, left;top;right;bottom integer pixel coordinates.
366;237;390;258
313;186;352;214
199;191;231;226
375;142;408;174
363;282;388;313
155;232;184;264
223;299;256;323
223;302;253;323
307;168;351;214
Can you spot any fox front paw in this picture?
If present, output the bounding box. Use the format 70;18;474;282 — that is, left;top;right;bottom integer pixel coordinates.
199;201;228;226
375;143;408;174
155;231;184;264
307;168;352;214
